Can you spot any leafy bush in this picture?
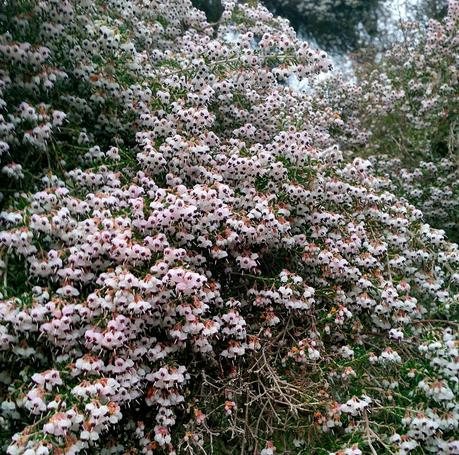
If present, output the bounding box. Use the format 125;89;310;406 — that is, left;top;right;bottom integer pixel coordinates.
0;1;458;454
316;0;459;241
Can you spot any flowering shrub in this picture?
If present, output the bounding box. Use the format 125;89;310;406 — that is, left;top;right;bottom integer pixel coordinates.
315;0;459;241
0;0;458;454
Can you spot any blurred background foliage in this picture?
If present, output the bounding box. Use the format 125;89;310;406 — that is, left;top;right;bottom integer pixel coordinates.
192;0;448;53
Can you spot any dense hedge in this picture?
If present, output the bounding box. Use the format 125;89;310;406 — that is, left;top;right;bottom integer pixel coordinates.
0;1;458;454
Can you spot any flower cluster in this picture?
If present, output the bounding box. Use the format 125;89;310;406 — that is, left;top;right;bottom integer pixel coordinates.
0;0;458;454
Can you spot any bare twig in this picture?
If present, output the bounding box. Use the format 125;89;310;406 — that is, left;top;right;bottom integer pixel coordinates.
363;410;378;455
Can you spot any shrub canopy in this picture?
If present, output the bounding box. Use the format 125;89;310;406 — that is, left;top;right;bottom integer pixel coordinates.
0;1;458;454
